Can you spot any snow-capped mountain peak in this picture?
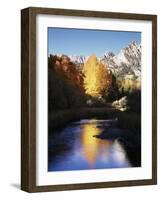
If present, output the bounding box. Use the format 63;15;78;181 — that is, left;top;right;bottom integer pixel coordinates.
54;41;141;79
101;41;141;78
69;55;88;64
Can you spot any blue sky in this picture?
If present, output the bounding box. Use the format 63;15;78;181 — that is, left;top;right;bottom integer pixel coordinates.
48;28;141;57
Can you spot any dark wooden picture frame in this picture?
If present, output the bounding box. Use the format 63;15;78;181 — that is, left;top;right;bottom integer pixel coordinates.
21;7;157;192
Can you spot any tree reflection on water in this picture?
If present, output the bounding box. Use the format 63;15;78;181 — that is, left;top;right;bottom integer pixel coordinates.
48;119;131;171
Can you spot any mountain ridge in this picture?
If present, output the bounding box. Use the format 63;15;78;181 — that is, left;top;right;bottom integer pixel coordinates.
54;41;141;79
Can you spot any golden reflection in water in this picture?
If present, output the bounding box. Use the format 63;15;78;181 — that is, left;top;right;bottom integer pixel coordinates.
81;120;112;167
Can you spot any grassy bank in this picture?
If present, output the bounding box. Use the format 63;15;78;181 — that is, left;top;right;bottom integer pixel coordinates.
49;107;140;134
117;112;141;166
48;107;120;133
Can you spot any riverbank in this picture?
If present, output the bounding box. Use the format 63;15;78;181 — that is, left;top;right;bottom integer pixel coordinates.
49;107;140;135
48;107;119;132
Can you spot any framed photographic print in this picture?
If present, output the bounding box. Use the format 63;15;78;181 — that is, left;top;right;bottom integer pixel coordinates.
21;7;157;192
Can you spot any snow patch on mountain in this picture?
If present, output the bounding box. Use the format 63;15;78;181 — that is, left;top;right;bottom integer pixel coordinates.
69;55;88;64
101;42;141;78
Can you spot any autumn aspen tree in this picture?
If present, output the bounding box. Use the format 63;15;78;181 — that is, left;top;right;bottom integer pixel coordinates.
83;54;112;98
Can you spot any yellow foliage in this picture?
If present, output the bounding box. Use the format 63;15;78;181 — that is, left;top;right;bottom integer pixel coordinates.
119;78;141;92
83;54;112;97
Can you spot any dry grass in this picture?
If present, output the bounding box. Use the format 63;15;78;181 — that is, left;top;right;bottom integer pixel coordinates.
48;107;120;133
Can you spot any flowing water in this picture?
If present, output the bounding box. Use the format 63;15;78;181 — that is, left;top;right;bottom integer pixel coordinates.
48;119;131;171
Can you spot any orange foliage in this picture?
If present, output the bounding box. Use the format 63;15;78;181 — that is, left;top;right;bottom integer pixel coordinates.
50;55;84;92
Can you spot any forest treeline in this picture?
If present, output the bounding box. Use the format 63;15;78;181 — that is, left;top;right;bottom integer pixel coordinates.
48;54;141;113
